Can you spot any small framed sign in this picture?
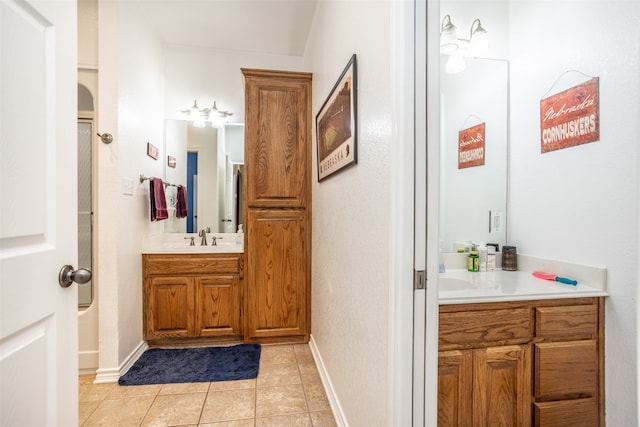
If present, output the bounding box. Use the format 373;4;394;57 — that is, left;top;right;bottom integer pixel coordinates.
147;142;159;160
540;77;599;153
167;156;176;168
458;123;485;169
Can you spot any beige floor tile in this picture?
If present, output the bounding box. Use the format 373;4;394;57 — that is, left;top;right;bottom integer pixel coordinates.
302;381;331;412
256;413;312;427
140;392;206;426
208;378;256;391
199;420;255;427
260;345;296;365
79;400;100;425
159;381;210;395
256;384;308;418
298;362;322;380
257;362;301;387
293;345;315;364
200;388;255;423
107;383;162;399
310;410;337;427
79;382;117;402
82;396;155;427
79;374;96;385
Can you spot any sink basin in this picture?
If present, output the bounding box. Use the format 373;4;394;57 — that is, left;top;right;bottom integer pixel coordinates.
142;233;243;254
439;277;476;291
438;271;479;291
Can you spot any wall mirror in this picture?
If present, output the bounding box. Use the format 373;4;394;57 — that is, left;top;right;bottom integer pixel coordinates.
439;56;509;252
163;120;244;234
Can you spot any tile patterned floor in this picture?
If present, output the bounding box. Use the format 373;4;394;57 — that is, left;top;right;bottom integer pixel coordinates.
79;344;337;426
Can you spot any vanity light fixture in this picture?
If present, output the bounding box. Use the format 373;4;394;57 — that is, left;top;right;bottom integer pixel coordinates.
440;15;459;54
181;99;234;128
440;15;489;74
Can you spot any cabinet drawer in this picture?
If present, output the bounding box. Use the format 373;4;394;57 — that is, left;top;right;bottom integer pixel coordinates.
439;308;531;346
535;304;598;339
144;254;240;276
534;340;598;400
534;397;598;427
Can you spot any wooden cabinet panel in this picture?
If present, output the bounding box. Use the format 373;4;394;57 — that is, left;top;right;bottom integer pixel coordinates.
534;340;598;400
246;209;308;341
145;276;195;339
438;350;473;427
473;345;531;426
243;69;311;208
535;305;598;339
438;298;604;427
534;397;598;427
145;255;240;275
439;308;531;348
143;254;242;341
196;275;241;337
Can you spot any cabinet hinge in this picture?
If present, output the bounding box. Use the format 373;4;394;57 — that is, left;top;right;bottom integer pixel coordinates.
414;270;425;290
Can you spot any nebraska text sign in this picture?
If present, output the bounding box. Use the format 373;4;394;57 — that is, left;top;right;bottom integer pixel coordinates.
540;77;599;153
458;123;485;169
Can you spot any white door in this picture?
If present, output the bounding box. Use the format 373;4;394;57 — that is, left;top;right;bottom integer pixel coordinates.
0;0;79;425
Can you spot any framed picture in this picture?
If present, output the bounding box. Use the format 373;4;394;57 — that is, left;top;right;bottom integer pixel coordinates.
167;156;177;168
316;54;357;181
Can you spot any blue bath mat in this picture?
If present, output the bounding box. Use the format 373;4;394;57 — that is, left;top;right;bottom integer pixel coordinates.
119;344;261;386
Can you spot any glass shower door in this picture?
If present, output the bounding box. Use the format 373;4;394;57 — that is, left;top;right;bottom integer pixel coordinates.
77;120;93;307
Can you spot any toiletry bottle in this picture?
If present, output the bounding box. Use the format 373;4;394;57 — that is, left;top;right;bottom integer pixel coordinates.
478;243;487;272
487;245;496;271
467;251;479;272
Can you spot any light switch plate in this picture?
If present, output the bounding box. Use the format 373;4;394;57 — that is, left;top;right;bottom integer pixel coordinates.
122;177;134;196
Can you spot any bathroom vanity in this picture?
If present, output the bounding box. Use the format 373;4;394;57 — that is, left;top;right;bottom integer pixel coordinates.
142;235;245;343
438;255;607;427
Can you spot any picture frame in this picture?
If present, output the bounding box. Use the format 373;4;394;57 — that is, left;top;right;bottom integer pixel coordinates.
316;54;358;181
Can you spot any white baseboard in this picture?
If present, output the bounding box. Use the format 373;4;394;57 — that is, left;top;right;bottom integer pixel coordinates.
79;350;99;374
93;340;148;384
309;335;348;427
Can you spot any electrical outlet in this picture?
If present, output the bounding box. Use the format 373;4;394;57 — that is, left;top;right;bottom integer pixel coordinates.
490;210;503;233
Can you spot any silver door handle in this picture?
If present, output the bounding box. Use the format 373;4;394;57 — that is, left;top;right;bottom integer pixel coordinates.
58;265;92;288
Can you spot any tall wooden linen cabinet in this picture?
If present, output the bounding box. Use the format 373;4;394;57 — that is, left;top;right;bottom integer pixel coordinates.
241;69;312;344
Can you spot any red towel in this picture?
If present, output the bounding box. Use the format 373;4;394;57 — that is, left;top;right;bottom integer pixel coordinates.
150;178;168;221
176;185;188;218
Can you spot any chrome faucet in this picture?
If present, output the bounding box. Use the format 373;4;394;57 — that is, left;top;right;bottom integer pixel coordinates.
211;236;217;246
198;229;207;246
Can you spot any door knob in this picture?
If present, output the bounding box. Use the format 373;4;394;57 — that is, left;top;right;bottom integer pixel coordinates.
58;265;92;288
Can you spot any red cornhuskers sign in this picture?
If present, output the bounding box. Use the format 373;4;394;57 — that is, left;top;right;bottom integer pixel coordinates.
458;123;485;169
540;77;599;153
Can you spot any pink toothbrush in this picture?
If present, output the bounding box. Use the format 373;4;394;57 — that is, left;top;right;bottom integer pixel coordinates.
532;271;578;286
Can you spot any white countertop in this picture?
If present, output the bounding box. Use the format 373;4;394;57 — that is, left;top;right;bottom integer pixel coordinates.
142;233;244;254
438;254;608;305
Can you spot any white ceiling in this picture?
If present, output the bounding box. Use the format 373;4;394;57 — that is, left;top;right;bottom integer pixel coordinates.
134;0;318;56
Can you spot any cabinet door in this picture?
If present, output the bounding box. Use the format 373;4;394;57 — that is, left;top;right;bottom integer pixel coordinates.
473;345;532;426
243;69;311;208
438;350;473;427
196;275;241;337
246;209;308;341
144;276;195;339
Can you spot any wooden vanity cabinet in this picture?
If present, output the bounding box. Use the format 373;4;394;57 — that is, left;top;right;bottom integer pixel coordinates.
438;297;604;427
143;254;243;342
242;68;312;344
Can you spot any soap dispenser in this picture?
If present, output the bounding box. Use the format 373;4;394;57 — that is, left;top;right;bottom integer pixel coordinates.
236;224;244;245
